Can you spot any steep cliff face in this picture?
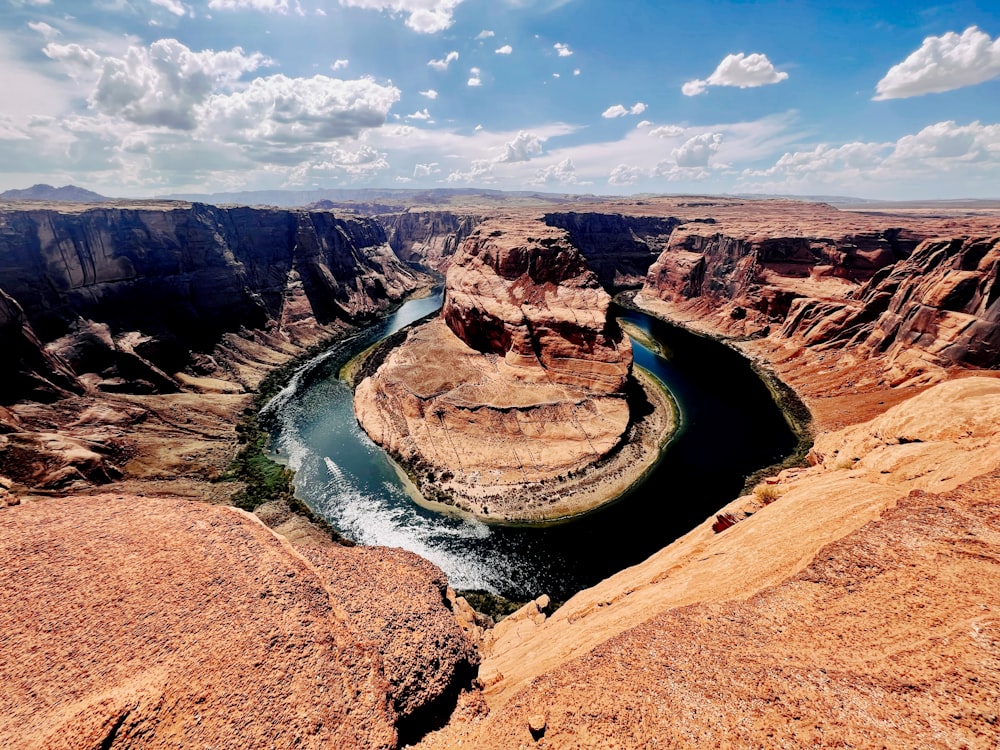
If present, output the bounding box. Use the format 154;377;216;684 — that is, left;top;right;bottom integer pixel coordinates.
543;212;684;290
381;211;482;272
0;203;424;393
0;288;83;404
780;235;1000;383
442;221;631;393
355;219;653;521
642;225;923;330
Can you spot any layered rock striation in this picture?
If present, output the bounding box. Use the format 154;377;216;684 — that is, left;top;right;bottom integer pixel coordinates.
382;210;482;272
543;211;685;290
0;202;424;401
355;219;656;520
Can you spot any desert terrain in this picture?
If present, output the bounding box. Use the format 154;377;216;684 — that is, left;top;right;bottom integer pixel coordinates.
1;194;999;747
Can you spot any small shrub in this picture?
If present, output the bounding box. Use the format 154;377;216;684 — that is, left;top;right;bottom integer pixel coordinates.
753;484;781;505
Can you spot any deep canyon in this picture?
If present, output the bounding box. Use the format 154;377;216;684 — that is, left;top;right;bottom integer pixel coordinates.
2;194;1000;748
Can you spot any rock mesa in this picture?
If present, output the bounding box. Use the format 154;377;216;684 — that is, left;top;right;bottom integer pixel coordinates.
355;219;637;519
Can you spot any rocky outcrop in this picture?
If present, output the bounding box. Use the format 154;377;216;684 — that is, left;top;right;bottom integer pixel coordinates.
642;224;923;332
417;377;1000;749
543;212;685;290
781;236;1000;384
355;219;653;520
0;288;83;404
0;494;478;749
382;211;482;272
0;203;424;393
442;221;631;393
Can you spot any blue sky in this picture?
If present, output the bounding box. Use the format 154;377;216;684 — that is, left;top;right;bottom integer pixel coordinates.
2;0;999;198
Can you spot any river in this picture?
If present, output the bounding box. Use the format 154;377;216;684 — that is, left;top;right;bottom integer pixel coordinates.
266;291;797;602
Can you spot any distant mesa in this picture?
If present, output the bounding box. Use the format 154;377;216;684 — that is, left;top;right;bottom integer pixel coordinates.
0;183;109;202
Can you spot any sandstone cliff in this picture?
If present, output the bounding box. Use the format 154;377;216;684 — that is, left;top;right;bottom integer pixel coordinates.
0;494;478;749
353;218;663;521
0;202;424;398
543;211;684;290
781;235;1000;384
381;210;482;272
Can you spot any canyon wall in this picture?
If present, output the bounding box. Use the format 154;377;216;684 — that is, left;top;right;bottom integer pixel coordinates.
0;203;424;402
543;211;684;290
381;211;482;271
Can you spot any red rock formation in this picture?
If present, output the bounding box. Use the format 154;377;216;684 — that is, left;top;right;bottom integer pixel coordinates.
0;495;477;748
355;219;644;520
782;236;1000;383
0;203;425;395
442;220;631;393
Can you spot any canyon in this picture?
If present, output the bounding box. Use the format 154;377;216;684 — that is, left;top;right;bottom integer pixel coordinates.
353;217;674;520
1;195;999;748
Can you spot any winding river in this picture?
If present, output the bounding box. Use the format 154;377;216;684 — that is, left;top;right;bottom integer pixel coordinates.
266;291;797;602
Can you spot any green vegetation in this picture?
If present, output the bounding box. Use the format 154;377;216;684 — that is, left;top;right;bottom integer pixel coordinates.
219;333;348;513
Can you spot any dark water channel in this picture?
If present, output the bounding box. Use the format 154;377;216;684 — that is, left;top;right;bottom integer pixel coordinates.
267;292;797;601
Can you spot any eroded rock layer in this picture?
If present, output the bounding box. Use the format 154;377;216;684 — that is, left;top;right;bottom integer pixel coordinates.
355;219;638;519
0;495;477;749
417;378;1000;749
0;202;424;402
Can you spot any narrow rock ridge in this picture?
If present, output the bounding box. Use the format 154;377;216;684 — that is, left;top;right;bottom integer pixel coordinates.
354;218;652;520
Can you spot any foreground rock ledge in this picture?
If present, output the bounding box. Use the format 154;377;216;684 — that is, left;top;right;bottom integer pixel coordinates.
0;495;478;749
354;219;673;521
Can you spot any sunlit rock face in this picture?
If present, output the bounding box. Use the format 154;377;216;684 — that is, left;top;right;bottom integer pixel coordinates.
354;219;634;517
442;220;632;394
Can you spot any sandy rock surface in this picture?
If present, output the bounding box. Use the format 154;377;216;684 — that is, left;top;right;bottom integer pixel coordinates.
0;495;478;749
421;466;1000;748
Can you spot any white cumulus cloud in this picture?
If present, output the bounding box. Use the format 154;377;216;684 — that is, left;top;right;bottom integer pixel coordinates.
476;29;495;39
683;52;787;96
602;102;646;119
331;58;349;71
874;26;1000;100
419;88;438;99
532;157;577;185
427;50;458;71
672;132;723;167
44;38;271;130
496;44;513;55
337;0;463;33
608;163;642;185
405;108;432;121
554;42;573;57
649;124;684;138
467;67;482;86
496;130;543;162
202;73;400;143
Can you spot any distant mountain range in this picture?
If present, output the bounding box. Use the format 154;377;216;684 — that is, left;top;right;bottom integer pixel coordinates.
157;187;596;209
0;184;109;202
